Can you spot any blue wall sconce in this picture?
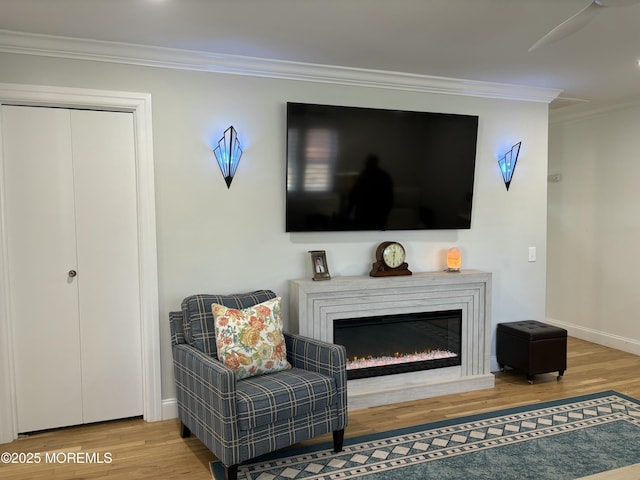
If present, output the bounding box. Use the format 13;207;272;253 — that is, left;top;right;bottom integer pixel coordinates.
497;141;521;191
213;126;243;188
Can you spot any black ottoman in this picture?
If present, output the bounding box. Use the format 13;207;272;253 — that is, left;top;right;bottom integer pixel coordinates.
497;320;567;384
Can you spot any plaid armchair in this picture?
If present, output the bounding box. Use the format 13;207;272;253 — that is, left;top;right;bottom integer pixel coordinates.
169;290;348;480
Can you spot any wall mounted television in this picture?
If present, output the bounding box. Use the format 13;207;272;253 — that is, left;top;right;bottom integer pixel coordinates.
286;102;479;232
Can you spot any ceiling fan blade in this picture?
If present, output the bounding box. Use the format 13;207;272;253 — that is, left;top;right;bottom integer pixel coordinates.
528;1;601;52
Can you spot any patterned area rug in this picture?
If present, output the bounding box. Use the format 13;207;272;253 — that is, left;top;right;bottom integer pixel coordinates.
210;391;640;480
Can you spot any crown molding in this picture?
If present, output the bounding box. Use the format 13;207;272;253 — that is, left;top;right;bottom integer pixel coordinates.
550;96;640;124
0;29;562;103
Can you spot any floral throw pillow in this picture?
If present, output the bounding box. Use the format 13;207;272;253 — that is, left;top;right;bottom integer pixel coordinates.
212;297;291;379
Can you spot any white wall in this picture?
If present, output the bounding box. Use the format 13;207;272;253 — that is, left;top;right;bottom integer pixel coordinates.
0;51;551;406
547;103;640;353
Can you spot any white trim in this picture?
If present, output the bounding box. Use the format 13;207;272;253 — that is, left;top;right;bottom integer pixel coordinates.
162;398;178;421
0;29;562;104
0;83;161;443
549;97;640;124
0;139;17;442
545;316;640;357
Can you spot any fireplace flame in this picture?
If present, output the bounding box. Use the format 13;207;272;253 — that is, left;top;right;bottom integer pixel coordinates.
346;349;457;371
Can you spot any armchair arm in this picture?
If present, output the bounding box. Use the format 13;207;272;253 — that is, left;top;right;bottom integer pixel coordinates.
285;332;346;378
284;333;348;424
171;344;239;463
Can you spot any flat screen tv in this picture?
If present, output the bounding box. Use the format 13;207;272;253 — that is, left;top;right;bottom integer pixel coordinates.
286;102;479;232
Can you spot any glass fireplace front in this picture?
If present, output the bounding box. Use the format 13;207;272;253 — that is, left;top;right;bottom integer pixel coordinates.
333;309;462;380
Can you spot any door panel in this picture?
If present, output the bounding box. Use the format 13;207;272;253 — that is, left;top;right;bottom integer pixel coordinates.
71;110;143;423
2;105;143;432
3;105;83;432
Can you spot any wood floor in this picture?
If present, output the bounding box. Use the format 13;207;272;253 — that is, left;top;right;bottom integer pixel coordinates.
2;336;640;479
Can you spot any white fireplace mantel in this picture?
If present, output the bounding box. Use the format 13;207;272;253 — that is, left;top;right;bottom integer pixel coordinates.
289;270;494;409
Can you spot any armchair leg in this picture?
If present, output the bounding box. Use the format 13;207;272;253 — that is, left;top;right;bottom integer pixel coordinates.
333;429;345;453
180;422;191;438
225;464;238;480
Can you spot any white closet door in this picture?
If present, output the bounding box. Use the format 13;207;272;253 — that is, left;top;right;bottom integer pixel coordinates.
3;106;84;432
3;106;143;432
71;109;142;423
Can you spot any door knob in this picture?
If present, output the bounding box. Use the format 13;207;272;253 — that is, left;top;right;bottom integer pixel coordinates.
68;270;77;278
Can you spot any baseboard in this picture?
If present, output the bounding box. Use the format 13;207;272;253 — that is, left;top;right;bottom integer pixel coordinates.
162;398;178;420
545;317;640;356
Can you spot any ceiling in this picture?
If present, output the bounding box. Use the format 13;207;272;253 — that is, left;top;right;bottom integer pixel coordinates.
1;0;639;112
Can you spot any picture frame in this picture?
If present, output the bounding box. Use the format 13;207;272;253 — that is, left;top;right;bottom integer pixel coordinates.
309;250;331;281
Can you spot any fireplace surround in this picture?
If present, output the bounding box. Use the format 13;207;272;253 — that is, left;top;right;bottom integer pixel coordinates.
289;270;494;409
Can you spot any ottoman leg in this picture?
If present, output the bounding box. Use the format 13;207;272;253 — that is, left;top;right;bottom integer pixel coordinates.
527;374;534;385
557;370;564;381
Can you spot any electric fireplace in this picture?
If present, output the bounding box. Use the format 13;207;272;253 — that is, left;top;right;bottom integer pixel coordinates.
289;271;494;409
334;310;462;380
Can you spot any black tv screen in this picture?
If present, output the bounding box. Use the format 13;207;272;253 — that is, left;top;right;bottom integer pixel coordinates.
286;102;479;232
